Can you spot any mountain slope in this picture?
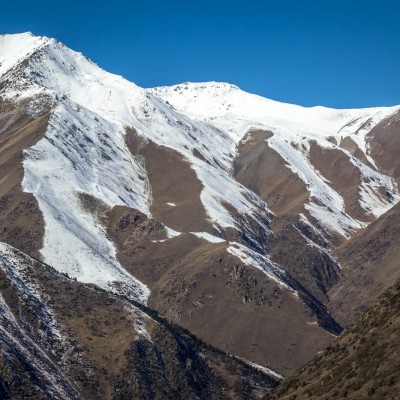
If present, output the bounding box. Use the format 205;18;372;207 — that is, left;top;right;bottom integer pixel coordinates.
151;82;399;239
0;242;277;399
1;32;400;379
151;82;400;308
329;200;400;326
264;280;400;399
106;207;337;374
0;95;50;259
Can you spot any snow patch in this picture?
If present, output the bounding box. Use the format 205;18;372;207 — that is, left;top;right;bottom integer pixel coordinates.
191;232;226;243
22;100;151;303
165;227;181;238
243;359;284;380
0;33;48;78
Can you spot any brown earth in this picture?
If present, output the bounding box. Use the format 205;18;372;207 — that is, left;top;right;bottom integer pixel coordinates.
106;207;335;376
308;141;373;223
0;97;52;258
234;130;309;216
125;128;212;233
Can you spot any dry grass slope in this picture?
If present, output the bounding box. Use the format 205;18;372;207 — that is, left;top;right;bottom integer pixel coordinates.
263;280;400;399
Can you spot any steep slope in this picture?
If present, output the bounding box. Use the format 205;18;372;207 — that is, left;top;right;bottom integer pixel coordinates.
367;109;400;186
264;280;400;400
152;82;400;308
105;207;337;375
0;95;51;258
0;32;339;375
1;32;275;298
329;200;400;326
151;82;399;240
0;33;47;77
1;32;400;379
0;242;278;399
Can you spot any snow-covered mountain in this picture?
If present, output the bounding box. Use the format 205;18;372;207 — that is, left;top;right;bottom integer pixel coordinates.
151;82;399;233
1;33;277;300
1;32;400;393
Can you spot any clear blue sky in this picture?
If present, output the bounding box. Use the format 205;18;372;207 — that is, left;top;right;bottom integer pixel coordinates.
2;0;400;108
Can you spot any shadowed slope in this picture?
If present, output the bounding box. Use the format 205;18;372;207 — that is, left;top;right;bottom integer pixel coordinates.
264;280;400;400
0;242;278;399
329;201;400;326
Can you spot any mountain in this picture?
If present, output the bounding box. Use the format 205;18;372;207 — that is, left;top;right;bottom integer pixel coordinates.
328;200;400;326
327;111;400;326
263;280;400;399
0;32;400;396
0;242;277;399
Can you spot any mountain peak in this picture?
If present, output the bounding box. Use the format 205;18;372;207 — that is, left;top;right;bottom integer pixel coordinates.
0;32;49;78
1;31;35;39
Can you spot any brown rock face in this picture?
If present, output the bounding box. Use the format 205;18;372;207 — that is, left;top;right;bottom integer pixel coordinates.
234;130;342;303
339;136;373;168
267;216;341;304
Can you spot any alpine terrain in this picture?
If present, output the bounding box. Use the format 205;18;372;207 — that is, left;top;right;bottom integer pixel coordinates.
0;32;399;399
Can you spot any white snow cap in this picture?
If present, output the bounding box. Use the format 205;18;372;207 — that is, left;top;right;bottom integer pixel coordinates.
0;33;49;77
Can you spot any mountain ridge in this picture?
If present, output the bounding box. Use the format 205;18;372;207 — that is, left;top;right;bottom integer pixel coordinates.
1;32;400;392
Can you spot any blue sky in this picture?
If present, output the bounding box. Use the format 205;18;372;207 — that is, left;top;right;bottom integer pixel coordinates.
2;0;399;108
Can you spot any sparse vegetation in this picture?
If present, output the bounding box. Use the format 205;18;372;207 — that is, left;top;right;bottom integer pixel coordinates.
263;280;400;399
0;247;277;399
